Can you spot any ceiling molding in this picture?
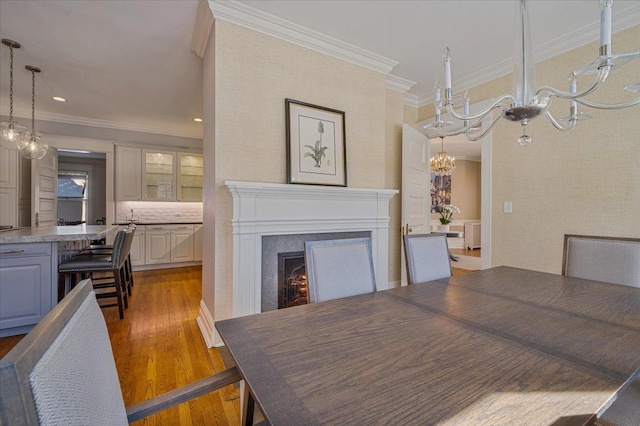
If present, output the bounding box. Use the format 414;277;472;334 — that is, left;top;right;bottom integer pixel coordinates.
385;74;416;94
403;94;420;109
207;0;399;75
191;0;214;58
0;106;203;139
416;5;640;108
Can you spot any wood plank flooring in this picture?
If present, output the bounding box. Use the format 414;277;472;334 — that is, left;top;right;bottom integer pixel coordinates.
0;263;480;424
0;266;240;425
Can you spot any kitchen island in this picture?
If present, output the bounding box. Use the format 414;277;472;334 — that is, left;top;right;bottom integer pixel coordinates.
0;225;117;337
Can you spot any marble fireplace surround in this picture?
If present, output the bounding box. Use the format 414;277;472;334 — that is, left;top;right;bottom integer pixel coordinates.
224;181;397;318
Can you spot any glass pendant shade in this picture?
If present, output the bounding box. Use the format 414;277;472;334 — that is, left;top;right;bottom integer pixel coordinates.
0;38;29;149
20;133;48;160
0;121;28;148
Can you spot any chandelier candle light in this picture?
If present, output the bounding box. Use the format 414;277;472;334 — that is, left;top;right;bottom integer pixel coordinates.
20;65;48;160
424;0;640;145
0;39;28;148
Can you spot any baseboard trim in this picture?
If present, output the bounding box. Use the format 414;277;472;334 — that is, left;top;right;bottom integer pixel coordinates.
132;261;202;271
197;300;216;348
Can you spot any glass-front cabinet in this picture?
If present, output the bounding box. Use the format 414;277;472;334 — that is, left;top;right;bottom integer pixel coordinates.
177;153;203;202
143;150;176;201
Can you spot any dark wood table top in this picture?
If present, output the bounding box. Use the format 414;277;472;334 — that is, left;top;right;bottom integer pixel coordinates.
215;266;640;425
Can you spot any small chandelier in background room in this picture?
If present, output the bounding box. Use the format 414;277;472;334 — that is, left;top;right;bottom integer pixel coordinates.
424;0;640;145
0;39;28;148
430;136;456;176
19;65;48;160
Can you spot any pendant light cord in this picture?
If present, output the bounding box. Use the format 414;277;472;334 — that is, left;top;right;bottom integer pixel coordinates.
9;45;14;120
31;68;35;138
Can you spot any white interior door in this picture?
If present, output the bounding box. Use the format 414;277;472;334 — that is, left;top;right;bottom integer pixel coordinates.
32;148;58;227
401;124;430;286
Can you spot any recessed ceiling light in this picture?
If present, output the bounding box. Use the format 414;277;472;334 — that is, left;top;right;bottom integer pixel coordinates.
193;118;203;122
52;96;66;102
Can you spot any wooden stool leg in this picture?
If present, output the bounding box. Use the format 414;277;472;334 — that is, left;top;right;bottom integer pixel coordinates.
114;272;125;319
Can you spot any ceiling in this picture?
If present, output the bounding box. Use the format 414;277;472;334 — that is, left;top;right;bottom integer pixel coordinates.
1;0;638;147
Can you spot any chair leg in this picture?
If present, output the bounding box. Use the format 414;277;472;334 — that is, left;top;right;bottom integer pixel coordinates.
114;272;125;319
125;255;133;296
119;267;128;309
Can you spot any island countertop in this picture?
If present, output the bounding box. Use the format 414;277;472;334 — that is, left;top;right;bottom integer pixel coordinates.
0;225;118;244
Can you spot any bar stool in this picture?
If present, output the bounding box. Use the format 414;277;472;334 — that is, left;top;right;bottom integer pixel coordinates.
58;228;133;319
80;224;136;296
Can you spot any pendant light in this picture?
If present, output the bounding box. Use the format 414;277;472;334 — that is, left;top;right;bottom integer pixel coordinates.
19;65;48;160
0;39;28;148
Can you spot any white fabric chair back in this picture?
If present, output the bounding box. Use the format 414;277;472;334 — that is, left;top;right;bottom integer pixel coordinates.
403;233;452;285
0;280;128;425
304;237;376;303
563;235;640;288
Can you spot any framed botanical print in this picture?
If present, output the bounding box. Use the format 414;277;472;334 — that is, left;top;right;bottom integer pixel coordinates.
285;98;347;186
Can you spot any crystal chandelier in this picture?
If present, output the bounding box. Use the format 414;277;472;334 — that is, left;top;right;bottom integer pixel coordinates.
424;0;640;145
430;136;456;176
0;39;28;148
19;65;48;160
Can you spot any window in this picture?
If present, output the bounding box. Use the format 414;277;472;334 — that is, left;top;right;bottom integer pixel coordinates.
57;171;88;224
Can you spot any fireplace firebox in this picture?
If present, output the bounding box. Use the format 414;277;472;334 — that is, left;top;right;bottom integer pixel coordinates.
277;251;309;309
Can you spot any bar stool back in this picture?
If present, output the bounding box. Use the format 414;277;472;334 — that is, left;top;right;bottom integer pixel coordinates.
58;229;132;319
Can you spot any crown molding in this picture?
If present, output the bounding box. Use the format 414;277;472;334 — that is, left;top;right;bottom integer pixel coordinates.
207;0;398;75
0;106;203;139
385;74;416;93
191;0;215;58
417;5;640;108
403;94;420;109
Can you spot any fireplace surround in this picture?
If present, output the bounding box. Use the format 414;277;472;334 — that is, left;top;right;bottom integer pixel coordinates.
222;181;397;318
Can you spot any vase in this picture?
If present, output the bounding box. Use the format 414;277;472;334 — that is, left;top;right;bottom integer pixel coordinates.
439;224;450;232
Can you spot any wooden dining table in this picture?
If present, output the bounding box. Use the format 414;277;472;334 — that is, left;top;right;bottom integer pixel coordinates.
215;266;640;425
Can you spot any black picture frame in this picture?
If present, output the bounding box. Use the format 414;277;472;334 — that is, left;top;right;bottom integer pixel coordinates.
285;98;347;186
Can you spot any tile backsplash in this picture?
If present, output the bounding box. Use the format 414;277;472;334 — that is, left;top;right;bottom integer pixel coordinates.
117;201;203;223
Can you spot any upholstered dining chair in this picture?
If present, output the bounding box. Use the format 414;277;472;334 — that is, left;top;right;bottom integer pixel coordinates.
403;233;452;285
304;237;377;303
0;279;242;425
562;234;640;288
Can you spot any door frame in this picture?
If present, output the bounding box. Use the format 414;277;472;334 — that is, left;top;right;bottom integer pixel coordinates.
43;134;115;228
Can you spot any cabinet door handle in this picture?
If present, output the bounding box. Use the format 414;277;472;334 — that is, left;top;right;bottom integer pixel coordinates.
0;249;25;254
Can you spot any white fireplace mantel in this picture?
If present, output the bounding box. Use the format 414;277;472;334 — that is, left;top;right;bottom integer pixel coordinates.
224;181;398;318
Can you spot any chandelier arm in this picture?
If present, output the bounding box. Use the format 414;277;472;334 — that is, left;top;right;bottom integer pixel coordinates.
575;96;640;110
543;111;576;132
464;115;503;141
445;95;515;121
425;116;486;139
536;68;609;100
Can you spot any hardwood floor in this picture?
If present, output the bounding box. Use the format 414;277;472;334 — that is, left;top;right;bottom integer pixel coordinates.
450;247;482;258
0;266;240;425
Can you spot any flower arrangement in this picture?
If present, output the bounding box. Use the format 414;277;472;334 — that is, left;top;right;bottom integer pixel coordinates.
436;204;460;225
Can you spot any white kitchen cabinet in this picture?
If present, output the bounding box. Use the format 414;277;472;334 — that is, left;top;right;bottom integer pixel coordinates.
145;226;172;264
0;145;18;189
0;188;17;228
0;243;53;335
177;153;203;201
0;146;25;229
119;225;145;266
143;150;176;201
116;146;142;201
170;225;194;262
193;224;203;261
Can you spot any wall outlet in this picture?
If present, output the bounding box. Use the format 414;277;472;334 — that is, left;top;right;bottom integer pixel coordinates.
504;201;513;213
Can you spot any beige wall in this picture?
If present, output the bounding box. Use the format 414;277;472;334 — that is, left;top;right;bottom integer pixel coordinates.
422;25;640;273
211;21;394;324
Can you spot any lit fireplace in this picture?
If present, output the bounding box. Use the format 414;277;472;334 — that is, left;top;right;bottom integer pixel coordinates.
277;251;308;308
